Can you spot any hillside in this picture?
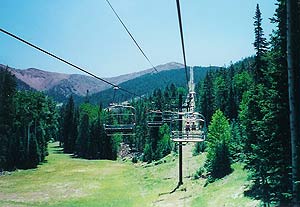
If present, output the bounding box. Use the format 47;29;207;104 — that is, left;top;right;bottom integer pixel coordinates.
0;142;258;207
0;62;184;100
0;63;216;104
86;66;218;106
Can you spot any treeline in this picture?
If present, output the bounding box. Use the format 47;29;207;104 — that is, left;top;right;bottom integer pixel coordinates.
196;2;296;205
59;97;118;160
0;68;59;170
196;57;253;123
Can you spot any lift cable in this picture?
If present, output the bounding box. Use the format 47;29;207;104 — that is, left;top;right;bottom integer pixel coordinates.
175;0;189;87
105;0;161;75
0;28;140;98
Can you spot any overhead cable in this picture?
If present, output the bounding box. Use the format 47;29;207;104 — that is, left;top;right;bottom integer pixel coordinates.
0;28;140;98
105;0;161;75
175;0;189;87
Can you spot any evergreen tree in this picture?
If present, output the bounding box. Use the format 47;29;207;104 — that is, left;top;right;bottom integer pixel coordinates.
143;143;153;163
227;86;237;120
253;4;268;83
63;95;76;153
210;141;231;179
199;72;214;123
156;124;172;159
238;2;295;204
229;120;244;162
13;91;59;169
0;69;59;170
213;75;227;115
232;71;254;104
111;134;122;160
0;68;16;170
76;113;90;158
145;126;159;161
89;117;101;159
205;109;232;181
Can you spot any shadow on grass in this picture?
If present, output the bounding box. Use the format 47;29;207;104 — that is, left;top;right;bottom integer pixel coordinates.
158;182;184;196
243;182;294;207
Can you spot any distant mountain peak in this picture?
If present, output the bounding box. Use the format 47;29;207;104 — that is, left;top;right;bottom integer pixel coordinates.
154;62;184;71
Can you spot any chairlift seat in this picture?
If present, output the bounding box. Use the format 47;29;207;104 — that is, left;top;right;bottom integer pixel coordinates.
104;103;136;136
147;110;163;128
171;131;205;142
147;122;164;127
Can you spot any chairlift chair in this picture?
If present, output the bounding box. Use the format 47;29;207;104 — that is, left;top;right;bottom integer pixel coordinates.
147;110;163;127
162;110;175;123
171;111;206;142
104;103;136;136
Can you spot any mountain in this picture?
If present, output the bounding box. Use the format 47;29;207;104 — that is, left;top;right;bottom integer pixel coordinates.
86;66;218;107
0;62;184;101
1;63;217;104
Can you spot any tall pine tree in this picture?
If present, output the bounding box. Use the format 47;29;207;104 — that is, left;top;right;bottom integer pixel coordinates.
62;95;77;153
0;68;16;170
253;4;268;83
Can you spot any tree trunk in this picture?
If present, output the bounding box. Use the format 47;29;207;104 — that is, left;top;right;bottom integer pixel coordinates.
286;0;300;205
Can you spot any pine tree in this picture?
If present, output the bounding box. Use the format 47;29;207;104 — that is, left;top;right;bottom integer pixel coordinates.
233;71;254;104
13;91;59;169
238;2;296;204
76;113;90;158
0;68;16;170
239;84;281;205
89;118;101;159
210;140;231;179
205;109;232;181
229;120;245;162
63;95;76;153
111;134;121;160
213;75;227;116
227;86;237;120
156;124;172;159
200;72;214;123
253;4;268;83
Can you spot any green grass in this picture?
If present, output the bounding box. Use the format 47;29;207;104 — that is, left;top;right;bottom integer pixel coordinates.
191;163;259;207
0;142;259;207
0;143;178;207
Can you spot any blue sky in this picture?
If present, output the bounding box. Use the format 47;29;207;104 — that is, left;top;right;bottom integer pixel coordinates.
0;0;276;77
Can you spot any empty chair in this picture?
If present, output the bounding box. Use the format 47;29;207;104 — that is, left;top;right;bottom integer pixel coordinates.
147;110;163;128
104;103;136;136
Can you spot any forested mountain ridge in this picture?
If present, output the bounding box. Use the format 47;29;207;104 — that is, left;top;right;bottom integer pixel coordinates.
84;66;219;106
0;63;218;104
0;62;184;102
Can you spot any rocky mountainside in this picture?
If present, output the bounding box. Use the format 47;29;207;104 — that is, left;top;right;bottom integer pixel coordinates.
0;62;184;98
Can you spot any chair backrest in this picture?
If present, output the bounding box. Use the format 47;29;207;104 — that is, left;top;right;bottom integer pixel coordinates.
104;103;136;136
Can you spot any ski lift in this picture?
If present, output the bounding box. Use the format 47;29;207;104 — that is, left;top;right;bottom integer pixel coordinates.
171;112;206;142
147;110;163;127
162;110;175;123
104;103;136;136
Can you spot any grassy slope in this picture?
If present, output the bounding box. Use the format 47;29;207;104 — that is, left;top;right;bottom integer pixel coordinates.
191;163;259;207
0;143;258;207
